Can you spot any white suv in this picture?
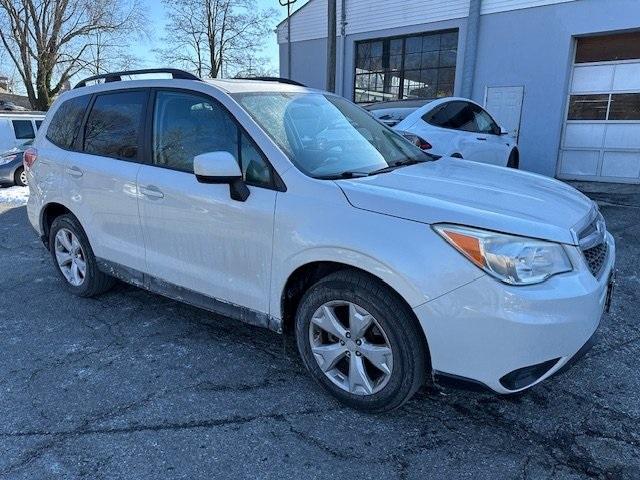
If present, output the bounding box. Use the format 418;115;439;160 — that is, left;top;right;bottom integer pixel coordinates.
26;69;616;412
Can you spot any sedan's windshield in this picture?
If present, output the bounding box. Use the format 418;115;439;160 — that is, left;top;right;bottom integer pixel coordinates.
233;92;433;179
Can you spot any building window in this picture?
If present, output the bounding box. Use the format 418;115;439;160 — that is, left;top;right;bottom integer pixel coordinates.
568;93;640;121
354;29;458;104
575;32;640;64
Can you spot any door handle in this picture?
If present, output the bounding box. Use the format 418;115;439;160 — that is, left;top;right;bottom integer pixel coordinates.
140;185;164;199
65;166;83;178
476;137;487;141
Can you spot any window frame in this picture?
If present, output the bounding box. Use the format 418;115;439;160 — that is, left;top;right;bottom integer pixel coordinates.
145;87;286;192
353;28;458;104
79;88;151;164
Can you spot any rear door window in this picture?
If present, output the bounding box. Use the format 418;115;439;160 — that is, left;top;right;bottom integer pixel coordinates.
84;90;147;161
425;101;477;132
46;95;91;149
12;120;35;139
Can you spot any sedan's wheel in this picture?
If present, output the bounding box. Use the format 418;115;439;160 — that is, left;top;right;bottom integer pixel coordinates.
296;270;428;412
14;166;27;186
309;301;393;395
49;214;115;297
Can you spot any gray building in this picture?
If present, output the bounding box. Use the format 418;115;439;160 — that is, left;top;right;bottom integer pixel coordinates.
277;0;640;183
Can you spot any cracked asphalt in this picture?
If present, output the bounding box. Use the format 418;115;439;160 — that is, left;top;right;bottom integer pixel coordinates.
0;185;638;479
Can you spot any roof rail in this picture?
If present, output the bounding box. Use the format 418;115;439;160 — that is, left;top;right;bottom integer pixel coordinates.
235;76;306;87
74;68;200;89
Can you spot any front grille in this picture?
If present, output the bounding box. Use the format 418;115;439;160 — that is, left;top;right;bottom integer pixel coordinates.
583;241;608;277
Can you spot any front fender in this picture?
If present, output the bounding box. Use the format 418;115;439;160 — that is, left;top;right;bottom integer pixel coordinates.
272;246;427;319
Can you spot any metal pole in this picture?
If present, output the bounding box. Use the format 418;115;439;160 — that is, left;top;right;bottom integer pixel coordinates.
326;0;337;92
287;3;291;77
337;0;346;96
461;0;481;98
280;0;298;79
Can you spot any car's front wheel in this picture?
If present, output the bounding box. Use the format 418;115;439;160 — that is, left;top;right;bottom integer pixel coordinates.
295;270;428;412
49;214;115;297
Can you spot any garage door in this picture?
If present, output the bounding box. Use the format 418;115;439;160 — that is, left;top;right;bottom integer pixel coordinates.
559;32;640;183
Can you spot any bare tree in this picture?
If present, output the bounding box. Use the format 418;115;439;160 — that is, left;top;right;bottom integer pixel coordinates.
0;0;146;110
81;31;142;77
232;55;278;78
156;0;277;79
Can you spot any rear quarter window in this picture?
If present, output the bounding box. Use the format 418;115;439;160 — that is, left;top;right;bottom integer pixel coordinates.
46;95;91;149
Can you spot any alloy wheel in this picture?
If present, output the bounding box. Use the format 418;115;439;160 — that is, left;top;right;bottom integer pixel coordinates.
19;169;28;186
308;300;393;395
54;228;86;287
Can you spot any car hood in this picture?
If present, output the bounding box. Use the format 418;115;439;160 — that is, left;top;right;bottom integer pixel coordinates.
336;158;594;245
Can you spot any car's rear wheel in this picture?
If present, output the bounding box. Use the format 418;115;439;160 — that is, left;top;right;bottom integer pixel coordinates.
49;214;115;297
295;270;428;412
14;166;27;186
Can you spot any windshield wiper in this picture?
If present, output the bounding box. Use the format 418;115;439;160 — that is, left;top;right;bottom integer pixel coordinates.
315;171;370;180
367;159;424;176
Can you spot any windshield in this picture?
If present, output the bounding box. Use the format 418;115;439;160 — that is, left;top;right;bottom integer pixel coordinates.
233;92;432;178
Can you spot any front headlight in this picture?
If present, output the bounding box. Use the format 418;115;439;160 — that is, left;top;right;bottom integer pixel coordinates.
434;224;573;285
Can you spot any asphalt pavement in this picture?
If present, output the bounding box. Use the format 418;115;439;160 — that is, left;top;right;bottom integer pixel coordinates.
0;185;638;479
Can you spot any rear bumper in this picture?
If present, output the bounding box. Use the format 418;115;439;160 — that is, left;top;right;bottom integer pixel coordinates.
415;233;615;394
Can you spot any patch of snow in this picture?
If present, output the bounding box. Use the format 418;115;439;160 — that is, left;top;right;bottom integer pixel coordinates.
0;186;29;207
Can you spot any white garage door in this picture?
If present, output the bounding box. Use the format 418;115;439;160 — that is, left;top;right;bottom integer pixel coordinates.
559;33;640;183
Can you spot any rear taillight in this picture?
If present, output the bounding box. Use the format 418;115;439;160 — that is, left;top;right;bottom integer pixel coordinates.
416;138;432;151
401;133;432;151
23;148;37;169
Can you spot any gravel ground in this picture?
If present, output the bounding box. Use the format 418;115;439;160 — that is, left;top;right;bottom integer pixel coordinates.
0;185;638;479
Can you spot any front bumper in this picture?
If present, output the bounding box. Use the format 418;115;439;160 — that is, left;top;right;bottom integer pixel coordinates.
414;232;615;394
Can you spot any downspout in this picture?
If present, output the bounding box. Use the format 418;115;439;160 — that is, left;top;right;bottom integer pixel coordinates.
337;0;347;96
461;0;481;98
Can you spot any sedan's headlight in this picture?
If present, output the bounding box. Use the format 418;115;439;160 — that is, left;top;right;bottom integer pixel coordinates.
0;154;16;166
434;224;572;285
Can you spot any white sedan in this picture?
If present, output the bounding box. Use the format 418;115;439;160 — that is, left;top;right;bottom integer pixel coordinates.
367;97;520;168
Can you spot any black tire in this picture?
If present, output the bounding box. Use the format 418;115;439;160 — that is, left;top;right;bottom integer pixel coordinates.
507;149;519;169
14;166;27;186
295;270;428;413
49;214;115;297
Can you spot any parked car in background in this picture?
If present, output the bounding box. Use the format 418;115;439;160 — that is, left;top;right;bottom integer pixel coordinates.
364;99;431;127
0;112;45;152
0;140;31;187
26;69;615;412
365;97;519;168
0;100;27;111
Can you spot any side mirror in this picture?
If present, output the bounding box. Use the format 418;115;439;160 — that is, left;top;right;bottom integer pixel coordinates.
499;126;509;136
194;151;250;202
